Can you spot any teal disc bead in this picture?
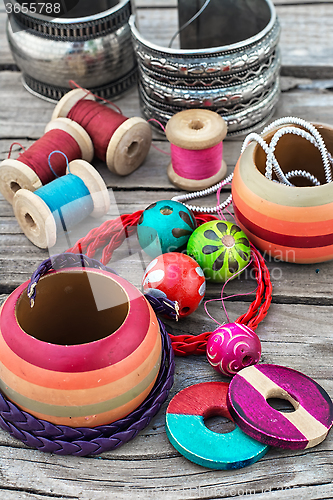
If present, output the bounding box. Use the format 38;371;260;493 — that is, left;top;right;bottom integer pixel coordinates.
187;220;251;282
166;382;269;470
137;200;197;258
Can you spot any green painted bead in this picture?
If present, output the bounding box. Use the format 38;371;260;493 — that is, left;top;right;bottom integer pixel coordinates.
137;200;197;258
187;220;251;282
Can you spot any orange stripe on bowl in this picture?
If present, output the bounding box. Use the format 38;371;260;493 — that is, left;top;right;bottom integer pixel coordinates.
233;202;333;248
0;303;160;390
11;378;158;427
0;333;161;406
237;224;333;264
232;182;333;237
233;158;333;224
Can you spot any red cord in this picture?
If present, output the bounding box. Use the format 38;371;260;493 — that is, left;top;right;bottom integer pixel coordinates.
68;212;272;356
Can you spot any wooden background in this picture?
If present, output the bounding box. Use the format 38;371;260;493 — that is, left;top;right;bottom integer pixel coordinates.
0;0;333;498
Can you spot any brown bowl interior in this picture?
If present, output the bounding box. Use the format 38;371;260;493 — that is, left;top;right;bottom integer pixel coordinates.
16;271;129;345
254;125;333;186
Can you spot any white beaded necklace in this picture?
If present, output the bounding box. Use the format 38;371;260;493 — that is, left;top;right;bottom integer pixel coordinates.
172;116;333;213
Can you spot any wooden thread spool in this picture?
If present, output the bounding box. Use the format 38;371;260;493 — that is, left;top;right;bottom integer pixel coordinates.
0;118;93;204
13;159;110;249
52;88;152;176
165;109;228;191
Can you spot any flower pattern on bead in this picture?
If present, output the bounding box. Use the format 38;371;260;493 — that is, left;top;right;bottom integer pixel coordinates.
201;222;250;274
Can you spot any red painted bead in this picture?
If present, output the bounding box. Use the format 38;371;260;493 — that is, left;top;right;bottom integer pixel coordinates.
142;252;206;318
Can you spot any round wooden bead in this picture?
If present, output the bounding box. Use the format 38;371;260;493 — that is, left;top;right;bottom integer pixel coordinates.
206;323;261;376
187;220;251;282
137;200;197;258
0;268;162;427
232;122;333;263
227;364;333;449
142;252;205;318
165;382;269;469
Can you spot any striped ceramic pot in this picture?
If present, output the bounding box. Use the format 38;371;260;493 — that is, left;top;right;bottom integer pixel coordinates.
232;123;333;264
0;268;162;427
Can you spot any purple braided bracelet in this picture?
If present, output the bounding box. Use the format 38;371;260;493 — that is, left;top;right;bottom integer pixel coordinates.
0;253;175;455
0;319;174;456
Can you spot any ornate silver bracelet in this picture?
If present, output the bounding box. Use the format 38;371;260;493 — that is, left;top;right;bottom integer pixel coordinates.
130;0;281;135
6;0;137;101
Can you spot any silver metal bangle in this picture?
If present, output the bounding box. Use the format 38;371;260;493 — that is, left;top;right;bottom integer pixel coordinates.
139;49;280;110
7;0;132;40
139;78;280;136
130;12;280;79
130;0;281;135
138;50;277;88
6;0;137;101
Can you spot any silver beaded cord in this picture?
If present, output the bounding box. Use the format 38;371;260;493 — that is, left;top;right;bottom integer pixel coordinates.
171;174;233;214
262;116;333;183
172;116;333;213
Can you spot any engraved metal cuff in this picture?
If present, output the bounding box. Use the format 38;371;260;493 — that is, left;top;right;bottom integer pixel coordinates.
140;49;280;111
129;0;281;135
139;78;280;136
6;0;137;101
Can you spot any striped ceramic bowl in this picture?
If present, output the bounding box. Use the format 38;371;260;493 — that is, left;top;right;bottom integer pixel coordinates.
232;123;333;264
0;268;161;427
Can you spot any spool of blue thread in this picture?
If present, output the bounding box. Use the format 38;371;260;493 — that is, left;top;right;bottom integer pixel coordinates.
13;159;110;248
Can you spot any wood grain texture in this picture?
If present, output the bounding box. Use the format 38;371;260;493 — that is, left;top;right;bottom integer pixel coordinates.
1;2;333;498
0;302;330;499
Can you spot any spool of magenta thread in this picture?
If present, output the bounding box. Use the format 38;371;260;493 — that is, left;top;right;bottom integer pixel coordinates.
165;109;228;191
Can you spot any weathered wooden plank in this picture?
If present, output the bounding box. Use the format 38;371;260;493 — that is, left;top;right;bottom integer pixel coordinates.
278;4;333;77
0;293;331;498
0;444;332;500
1;187;333;303
0;5;332;500
3;71;333;142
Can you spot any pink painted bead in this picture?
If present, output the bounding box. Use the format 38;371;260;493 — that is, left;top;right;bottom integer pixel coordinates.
206;323;261;377
142;252;206;318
